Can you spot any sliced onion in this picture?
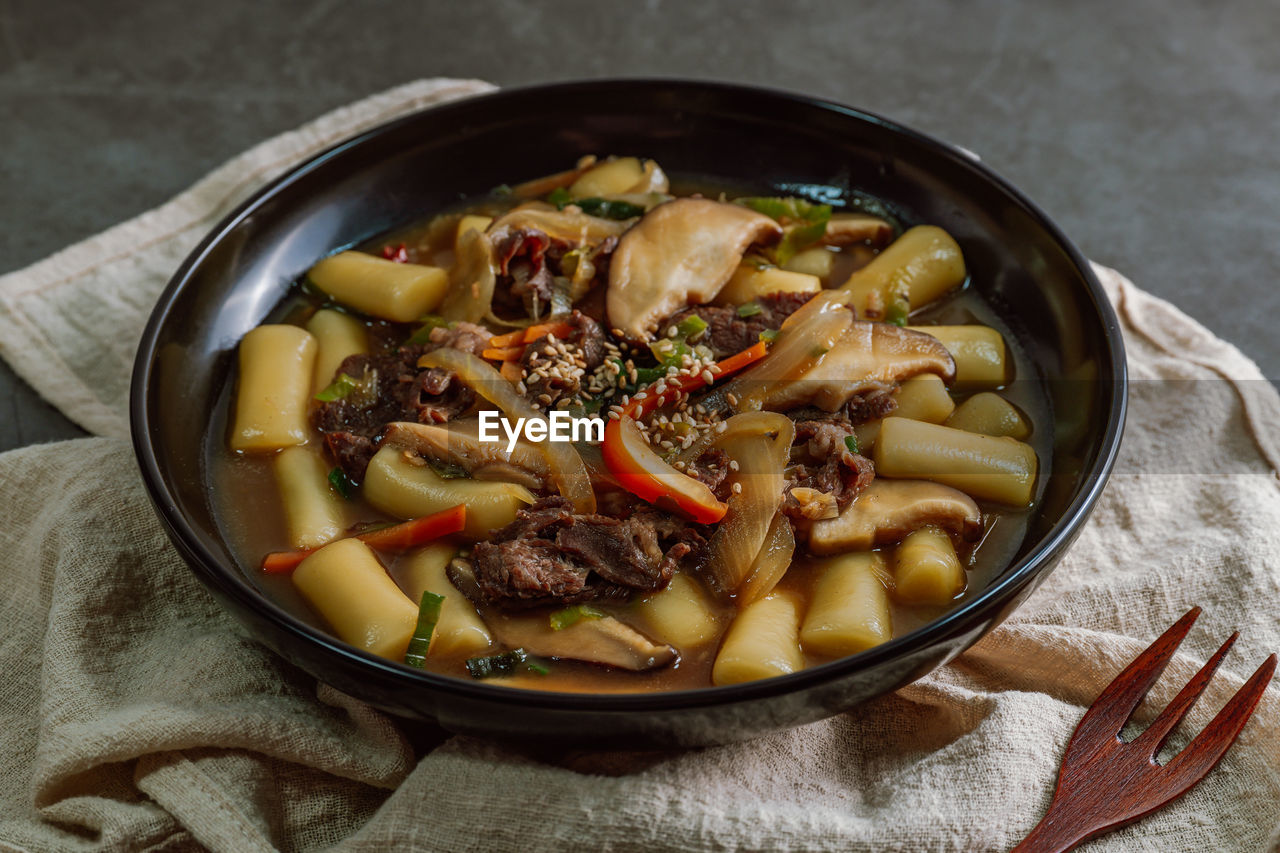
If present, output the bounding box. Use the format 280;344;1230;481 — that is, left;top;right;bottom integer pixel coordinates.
439;228;499;325
674;411;794;469
721;303;853;411
418;348;596;513
736;511;796;606
702;412;794;596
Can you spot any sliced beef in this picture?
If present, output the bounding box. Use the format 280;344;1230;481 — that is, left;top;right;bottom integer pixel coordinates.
473;538;592;601
782;417;876;521
425;320;492;356
493;227;555;316
685;448;732;501
844;387;898;425
663;290;813;359
469;496;699;608
520;310;608;405
313;344;476;483
492;224;619;323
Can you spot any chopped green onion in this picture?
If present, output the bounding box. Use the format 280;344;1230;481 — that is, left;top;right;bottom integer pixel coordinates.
633;366;666;385
526;660;550;676
845;434;860;455
675;315;709;339
315;373;360;402
405;315;451;345
549;604;607;631
570;396;605;417
736;301;763;318
758;328;781;344
404;591;445;668
547;186;572;208
466;648;530;679
884;280;911;326
737;196;833;265
810;346;830;358
649;337;691;368
573;197;645;220
327;467;354;499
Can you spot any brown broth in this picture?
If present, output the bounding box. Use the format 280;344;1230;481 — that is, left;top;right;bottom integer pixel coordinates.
209;185;1052;694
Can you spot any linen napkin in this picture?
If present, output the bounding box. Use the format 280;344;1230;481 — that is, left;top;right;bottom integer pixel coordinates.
2;78;1279;853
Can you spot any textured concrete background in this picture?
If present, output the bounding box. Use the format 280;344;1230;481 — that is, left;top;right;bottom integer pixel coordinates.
2;0;1277;451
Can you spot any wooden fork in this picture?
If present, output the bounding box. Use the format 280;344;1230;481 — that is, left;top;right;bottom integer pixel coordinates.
1013;607;1276;852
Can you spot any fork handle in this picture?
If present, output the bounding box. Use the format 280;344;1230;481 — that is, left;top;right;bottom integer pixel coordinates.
1010;807;1091;853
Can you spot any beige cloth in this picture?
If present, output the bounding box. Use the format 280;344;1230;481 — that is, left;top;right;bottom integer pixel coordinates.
2;78;1279;853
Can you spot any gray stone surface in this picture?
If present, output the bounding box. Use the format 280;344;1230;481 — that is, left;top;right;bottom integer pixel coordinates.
2;0;1277;452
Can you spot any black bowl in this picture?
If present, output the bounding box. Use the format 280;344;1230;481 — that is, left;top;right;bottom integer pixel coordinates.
131;80;1126;748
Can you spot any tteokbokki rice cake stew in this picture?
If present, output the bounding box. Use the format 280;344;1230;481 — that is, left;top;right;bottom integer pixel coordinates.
216;155;1046;693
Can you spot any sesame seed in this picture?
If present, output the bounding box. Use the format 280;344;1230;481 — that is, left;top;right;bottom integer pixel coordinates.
729;460;740;471
701;369;715;383
732;482;743;495
727;393;739;406
716;422;728;433
666;325;678;338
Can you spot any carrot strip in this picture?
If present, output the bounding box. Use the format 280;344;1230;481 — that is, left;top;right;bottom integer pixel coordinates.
522;321;575;342
625;341;769;419
261;504;467;573
487;329;526;348
358;504;467;550
499;360;524;383
488;321;575;350
481;346;526;361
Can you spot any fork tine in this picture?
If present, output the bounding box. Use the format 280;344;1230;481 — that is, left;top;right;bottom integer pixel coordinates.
1131;630;1238;757
1076;607;1202;736
1163;653;1277;781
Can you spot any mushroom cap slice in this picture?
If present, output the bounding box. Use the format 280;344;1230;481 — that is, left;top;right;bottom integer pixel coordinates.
808;478;982;554
446;558;676;671
490;611;677;671
487;204;631;248
607;198;783;339
382;420;550;490
760;320;957;412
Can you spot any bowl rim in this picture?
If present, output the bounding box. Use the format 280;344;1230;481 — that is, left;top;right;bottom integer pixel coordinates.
131;77;1127;713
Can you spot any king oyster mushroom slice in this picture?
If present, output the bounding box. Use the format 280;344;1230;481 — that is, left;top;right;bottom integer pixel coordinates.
446;558;676;671
760;320;956;412
606;198;783;339
486;204;631;249
821;212;895;247
381;420;550;491
808;479;982;555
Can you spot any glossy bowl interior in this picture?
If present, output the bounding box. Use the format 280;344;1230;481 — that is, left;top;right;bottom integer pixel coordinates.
131;80;1126;748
